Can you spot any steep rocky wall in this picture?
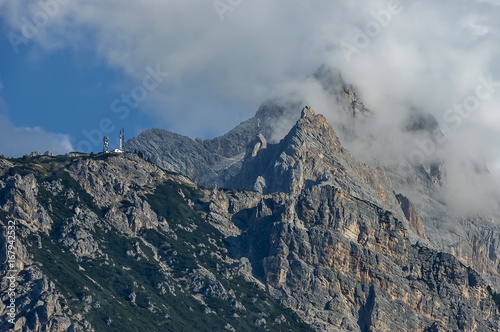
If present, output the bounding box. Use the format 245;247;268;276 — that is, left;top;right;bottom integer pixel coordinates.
207;183;500;331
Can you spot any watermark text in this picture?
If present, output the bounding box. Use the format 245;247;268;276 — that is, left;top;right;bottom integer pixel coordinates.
4;220;17;325
7;0;70;54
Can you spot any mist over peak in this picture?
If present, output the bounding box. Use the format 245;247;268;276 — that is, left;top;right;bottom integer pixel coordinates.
254;63;499;217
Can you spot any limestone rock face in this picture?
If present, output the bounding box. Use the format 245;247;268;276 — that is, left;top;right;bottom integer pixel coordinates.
231;107;394;205
208;183;499;331
1;141;500;331
312;64;372;123
0;221;94;332
124;100;301;188
396;193;426;238
0;174;52;233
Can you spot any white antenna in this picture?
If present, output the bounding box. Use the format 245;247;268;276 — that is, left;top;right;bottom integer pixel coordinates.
103;135;109;152
119;128;124;150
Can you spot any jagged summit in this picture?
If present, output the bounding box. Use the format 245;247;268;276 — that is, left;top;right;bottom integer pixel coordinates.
313;63;371;119
230;106;401;217
124;65;370;189
313;64;344;91
300;105;314;118
125;100;305;188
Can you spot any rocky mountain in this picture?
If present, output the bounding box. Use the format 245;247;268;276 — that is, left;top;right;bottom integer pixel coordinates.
126;64;500;299
3;64;500;331
0;153;313;332
206;108;500;331
125;100;301;189
124;64;367;189
2;105;500;331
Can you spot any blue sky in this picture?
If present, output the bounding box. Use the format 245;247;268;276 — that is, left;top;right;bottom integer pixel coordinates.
0;26;159;155
0;0;265;157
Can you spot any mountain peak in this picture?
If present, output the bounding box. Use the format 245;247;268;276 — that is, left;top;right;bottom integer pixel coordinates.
300;105;314;118
230;106;399;212
290;106;341;152
313;63;344;89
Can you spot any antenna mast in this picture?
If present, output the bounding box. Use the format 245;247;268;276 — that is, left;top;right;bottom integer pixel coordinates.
103;135;109;152
119;129;124;150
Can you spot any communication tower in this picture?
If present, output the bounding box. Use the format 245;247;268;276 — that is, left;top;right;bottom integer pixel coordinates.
103;135;109;152
119;129;125;150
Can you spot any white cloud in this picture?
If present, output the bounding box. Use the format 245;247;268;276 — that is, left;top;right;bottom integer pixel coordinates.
0;77;72;157
0;113;73;157
476;0;500;5
8;0;494;138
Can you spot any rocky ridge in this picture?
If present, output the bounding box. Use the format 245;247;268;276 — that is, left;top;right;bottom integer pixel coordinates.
124;65;366;189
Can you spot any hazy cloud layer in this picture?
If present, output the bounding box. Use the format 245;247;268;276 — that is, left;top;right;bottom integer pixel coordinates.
2;0;500;212
0;77;73;157
0;113;73;157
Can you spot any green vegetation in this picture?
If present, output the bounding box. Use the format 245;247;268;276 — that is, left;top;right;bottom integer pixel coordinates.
29;233;174;331
37;169;105;227
29;235;92;304
143;180;313;331
120;199;134;208
0;209;9;225
6;165;38;177
487;286;500;311
144;180;226;275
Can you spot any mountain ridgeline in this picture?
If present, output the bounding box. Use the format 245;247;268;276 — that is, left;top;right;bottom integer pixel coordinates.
2;65;500;331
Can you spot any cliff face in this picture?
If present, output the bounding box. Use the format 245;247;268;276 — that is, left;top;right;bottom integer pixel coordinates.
209;185;499;331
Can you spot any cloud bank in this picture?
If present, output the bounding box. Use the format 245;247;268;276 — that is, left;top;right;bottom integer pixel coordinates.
0;77;73;157
0;113;73;157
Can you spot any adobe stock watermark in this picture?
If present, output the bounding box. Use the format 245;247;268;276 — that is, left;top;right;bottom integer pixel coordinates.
397;74;500;174
77;65;169;153
4;220;18;325
7;0;70;54
341;1;403;63
213;0;243;22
